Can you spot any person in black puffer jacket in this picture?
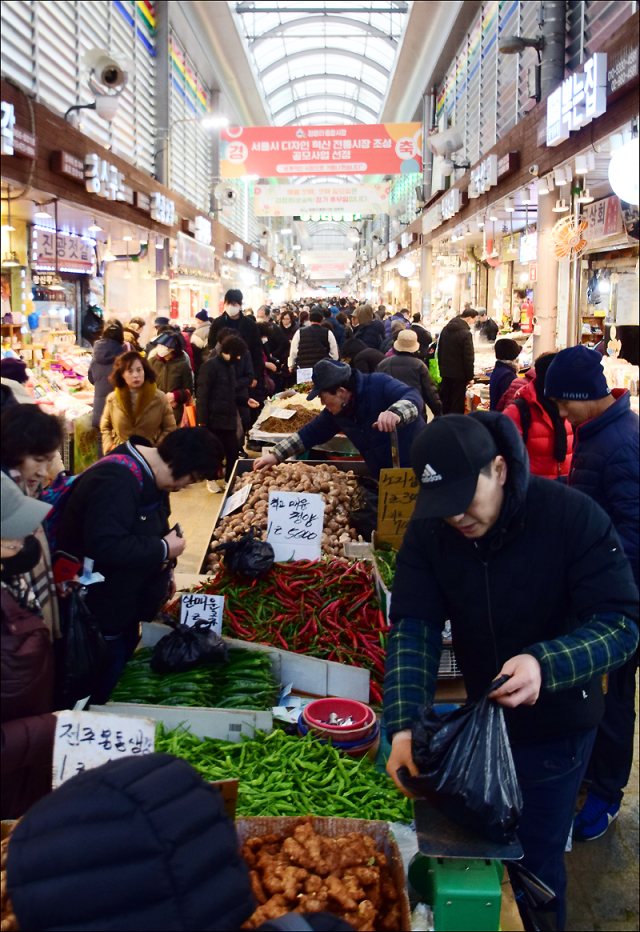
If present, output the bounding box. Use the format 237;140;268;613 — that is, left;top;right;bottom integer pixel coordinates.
340;339;385;374
4;754;356;932
352;305;384;350
88;319;126;429
437;309;477;414
376;330;442;417
207;289;265;385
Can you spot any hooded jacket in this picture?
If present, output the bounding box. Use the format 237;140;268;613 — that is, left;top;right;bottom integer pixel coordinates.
355;321;384;350
352;347;385;374
504;377;573;480
567;389;639;586
88;338;126;428
207;312;265;379
149;353;194;427
100;383;176;452
388;411;639;744
437;316;474;382
196;354;245;432
376;352;442;417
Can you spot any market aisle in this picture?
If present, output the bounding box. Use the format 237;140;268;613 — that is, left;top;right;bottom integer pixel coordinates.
565;672;639;932
171;481;222;580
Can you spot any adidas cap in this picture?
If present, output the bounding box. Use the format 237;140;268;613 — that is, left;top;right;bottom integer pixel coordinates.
410;415;498;519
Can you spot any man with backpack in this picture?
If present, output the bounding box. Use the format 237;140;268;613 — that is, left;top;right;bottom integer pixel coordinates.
51;428;222;703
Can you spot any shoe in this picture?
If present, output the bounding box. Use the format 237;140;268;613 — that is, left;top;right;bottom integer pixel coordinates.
207;480;223;494
573;792;620;842
216;479;228;492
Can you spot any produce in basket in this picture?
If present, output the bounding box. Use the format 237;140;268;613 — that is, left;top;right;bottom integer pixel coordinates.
258;404;318;433
207;463;361;570
109;646;279;710
154;725;412;823
239;815;401;931
168;560;388;702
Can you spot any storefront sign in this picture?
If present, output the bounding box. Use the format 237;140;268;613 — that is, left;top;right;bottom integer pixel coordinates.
51;151;84;182
221;123;423;177
32;228;94;273
254;183;391;216
441;188;462;220
546;53;607;146
388;241;399;258
150;193;175;226
519;232;538;264
175;231;216;276
300;250;352;279
529;263;538;282
422;202;442;233
582;195;622;239
135;191;151;212
249;251;260;269
400;231;417;249
195;215;212;245
468;151;519;200
1;101;37;157
607;45;639;94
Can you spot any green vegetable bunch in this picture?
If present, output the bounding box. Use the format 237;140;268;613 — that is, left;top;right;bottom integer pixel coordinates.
110;647;279;710
155;724;413;823
374;546;396;590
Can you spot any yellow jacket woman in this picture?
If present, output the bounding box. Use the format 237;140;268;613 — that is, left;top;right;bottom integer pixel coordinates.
100;351;176;453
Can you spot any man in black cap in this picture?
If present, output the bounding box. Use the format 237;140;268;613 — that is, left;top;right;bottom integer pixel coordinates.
384;412;638;931
207;289;264;384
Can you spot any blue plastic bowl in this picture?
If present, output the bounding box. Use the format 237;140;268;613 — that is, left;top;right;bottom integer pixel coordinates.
298;712;380;750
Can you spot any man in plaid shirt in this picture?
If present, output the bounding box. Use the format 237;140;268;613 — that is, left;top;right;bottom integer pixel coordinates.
384;412;638;931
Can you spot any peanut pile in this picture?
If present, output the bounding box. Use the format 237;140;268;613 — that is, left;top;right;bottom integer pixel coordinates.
206;463;361;573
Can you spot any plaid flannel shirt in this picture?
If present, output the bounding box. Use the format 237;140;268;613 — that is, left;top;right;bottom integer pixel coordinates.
384;612;638;738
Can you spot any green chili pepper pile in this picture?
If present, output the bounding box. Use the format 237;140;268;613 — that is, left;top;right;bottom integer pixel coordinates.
373;545;396;590
109;647;279;710
156;724;412;822
169;559;387;703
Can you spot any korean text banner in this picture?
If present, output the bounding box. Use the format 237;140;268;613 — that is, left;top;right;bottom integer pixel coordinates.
254;183;391;217
221;124;422;178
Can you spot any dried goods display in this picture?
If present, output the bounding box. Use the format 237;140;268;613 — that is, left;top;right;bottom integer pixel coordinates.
258;405;318;433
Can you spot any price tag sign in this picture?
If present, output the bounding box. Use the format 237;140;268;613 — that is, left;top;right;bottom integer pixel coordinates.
270;407;296;419
296;368;313;383
52;710;155;788
377;468;419;549
267;491;325;562
180;592;225;634
221;482;252;518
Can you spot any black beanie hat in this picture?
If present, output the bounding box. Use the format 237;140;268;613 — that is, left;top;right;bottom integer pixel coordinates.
494;338;521;361
7;754;254;931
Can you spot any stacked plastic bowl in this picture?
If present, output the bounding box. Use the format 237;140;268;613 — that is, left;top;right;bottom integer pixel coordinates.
298;698;380;756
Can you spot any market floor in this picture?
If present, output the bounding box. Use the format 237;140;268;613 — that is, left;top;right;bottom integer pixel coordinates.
171;482;639;931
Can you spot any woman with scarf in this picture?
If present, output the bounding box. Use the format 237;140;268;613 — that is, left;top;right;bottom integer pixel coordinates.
100;351;176;453
504;352;574;479
149;332;193;426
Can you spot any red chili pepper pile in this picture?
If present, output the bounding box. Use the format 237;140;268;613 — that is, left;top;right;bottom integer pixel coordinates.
175;560;387;702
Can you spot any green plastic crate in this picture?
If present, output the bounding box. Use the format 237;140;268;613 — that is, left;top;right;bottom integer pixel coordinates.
408;855;502;931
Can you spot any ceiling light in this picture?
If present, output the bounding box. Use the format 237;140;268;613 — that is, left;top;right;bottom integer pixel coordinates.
554;166;573;186
122;229;133;242
608;136;639;205
504;198;515;212
537;177;553;195
477;217;485;229
155;236;164;249
521;187;533;205
552;198;570;212
34;205;53;219
488;210;499;222
464;225;472;236
575;152;595;175
281;228;292;234
87;218;103;232
1;222;15;232
577;188;594;204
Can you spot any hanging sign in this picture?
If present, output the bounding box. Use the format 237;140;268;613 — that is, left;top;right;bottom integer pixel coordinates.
31;228;94;273
52;710;155;788
267;491;325;562
546;53;607;146
582;195;622;240
1;100;36;157
180;592;225;634
254;183;391;216
377;468;419;549
176;232;216;276
519;232;538;264
221;123;423;177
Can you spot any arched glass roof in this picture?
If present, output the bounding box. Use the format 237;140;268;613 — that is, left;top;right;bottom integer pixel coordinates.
232;1;409;126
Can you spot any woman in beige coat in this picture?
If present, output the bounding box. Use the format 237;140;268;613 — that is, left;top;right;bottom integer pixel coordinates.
100;351;176;453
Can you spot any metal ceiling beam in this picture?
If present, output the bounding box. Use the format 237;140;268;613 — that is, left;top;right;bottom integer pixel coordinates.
267;74;383;101
260;48;390;78
249;15;397;49
237;3;408;11
283;112;366;125
273;94;379;119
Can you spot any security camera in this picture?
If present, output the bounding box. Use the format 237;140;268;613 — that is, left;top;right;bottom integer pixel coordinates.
371;233;383;246
214;182;238;205
83;48;129;91
529;164;540;176
441;159;455;177
94;96;120;121
427;125;464;158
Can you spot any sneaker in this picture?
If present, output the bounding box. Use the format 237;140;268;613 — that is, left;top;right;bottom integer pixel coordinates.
207;480;223;494
216;479;228;492
573;792;620;842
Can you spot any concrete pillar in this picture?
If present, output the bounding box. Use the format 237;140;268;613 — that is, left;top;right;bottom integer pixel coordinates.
532;189;560;356
154;1;170;188
420;243;432;325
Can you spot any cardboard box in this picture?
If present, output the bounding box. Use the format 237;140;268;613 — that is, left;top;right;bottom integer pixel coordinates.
235;816;411;931
212;778;239;820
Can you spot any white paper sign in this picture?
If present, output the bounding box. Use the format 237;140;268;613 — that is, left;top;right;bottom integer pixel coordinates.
267;491;325;562
296;368;313;383
221;482;252;518
180;592;225;634
270;407;296;419
52;710;155;788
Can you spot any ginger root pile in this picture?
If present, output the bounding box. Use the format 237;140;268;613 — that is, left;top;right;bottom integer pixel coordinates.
240;817;401;931
206;463;361;573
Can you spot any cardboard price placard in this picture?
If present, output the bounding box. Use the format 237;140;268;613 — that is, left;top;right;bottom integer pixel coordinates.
180;592;225;634
52;710;155;788
221;482;252;518
377;468;419;549
267;491;325;562
296;367;313;383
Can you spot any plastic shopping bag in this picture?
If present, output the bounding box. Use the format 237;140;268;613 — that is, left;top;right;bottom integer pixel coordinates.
397;675;523;842
215;528;275;580
56;587;111;706
150;620;228;674
180;403;196;427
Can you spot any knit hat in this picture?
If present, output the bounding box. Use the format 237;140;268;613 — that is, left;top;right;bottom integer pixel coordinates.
307;358;352;399
154;316;170;327
494;338;521;361
0;357;28;383
195;310;209;322
6;754;254;932
395;329;420;354
1;472;52;538
544;344;610;401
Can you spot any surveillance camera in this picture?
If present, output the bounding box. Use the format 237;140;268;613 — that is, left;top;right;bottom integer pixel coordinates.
83;48;129;90
214;182;238;205
440;158;455;177
427;125;464;158
94;95;120;121
529;164;540;176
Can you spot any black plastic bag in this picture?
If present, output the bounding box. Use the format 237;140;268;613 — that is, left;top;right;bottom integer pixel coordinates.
215;528;274;579
81;306;104;345
348;476;379;542
150;621;228;674
398;675;523;843
504;862;557;931
56;587;111;706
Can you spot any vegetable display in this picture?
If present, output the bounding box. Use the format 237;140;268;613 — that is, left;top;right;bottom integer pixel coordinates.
177;560;387;702
373;546;396;591
155;725;412;823
293;381;313;393
206;463;362;570
240;816;402;931
109;646;278;710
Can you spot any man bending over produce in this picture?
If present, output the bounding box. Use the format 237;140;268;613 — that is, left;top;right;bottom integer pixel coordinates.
253;358;425;478
384;413;639;932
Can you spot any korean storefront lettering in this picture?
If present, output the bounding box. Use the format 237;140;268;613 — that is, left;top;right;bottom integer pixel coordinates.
547;53;607;147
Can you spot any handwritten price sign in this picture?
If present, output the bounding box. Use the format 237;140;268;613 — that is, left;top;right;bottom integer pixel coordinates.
180;592;225;634
377;468;419;549
52;710;155;789
267;491;325;562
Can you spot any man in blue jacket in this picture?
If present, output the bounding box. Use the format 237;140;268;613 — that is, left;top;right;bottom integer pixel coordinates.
252;358;425;478
546;345;639;842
